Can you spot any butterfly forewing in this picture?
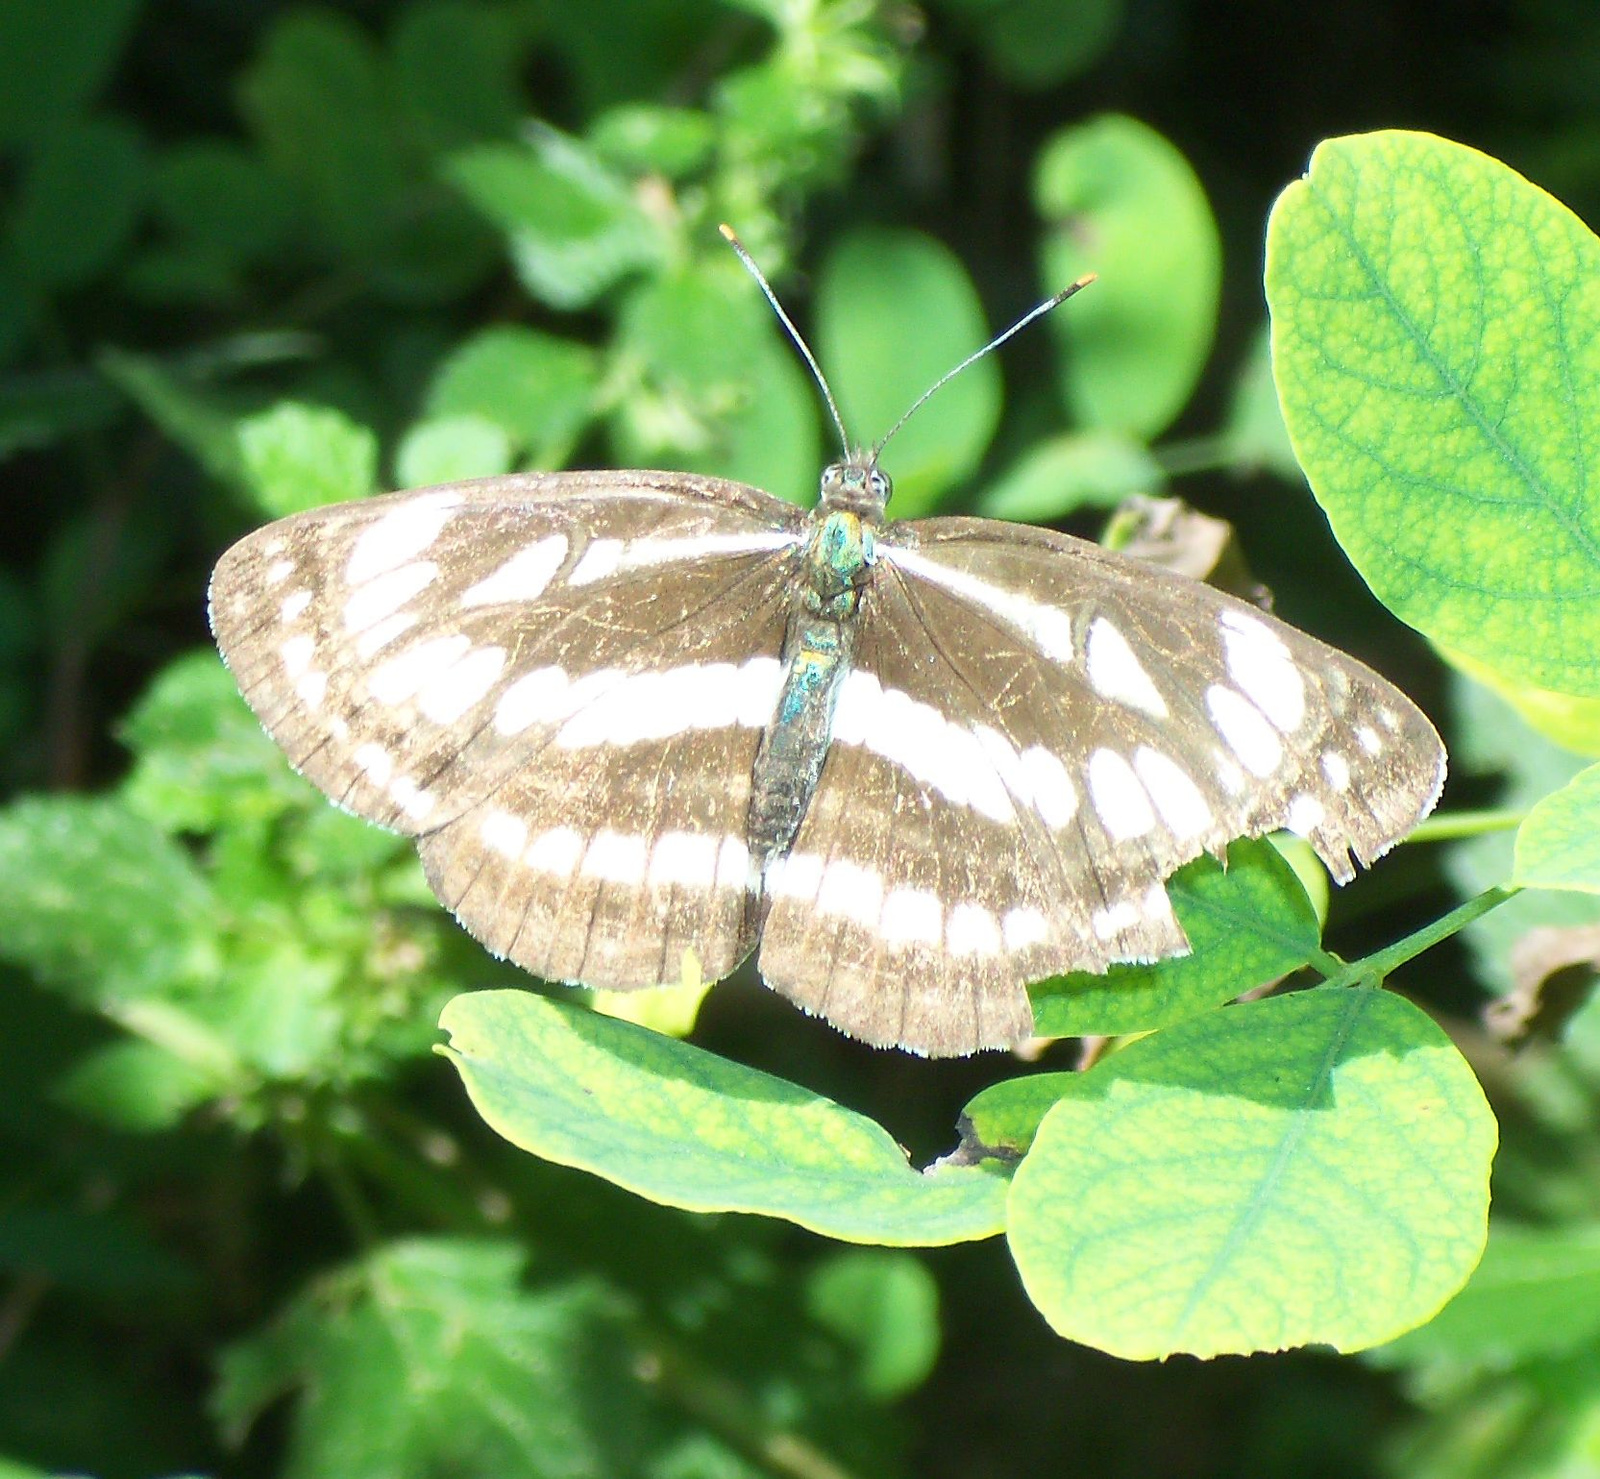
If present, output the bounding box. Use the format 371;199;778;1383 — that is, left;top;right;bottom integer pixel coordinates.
210;471;807;988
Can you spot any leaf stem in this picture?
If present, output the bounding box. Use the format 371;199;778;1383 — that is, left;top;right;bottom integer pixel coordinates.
1317;885;1519;990
1407;808;1524;843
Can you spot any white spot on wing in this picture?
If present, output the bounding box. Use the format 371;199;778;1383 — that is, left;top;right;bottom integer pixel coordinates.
343;560;438;634
1206;684;1284;777
1092;900;1141;940
1133;746;1212;840
816;859;884;927
832;671;1014;823
526;826;584;876
648;831;719;888
461;535;568;607
355;610;418;660
481;810;529;860
1086;617;1168;717
1002;906;1049;952
1220;609;1306;733
346;494;459;586
266;559;295;587
1087;749;1156;840
582;830;647;885
1321;751;1351;791
879;887;943;947
354;743;393;786
1356;724;1382;755
766;850;823;901
280;634;315;678
947;903;1001;957
417;644;506;725
881;545;1075;661
1020;745;1077;828
569;537;624;586
295;670;328;708
369;634;472;706
715;836;755;894
389;774;436;821
1287;793;1326;836
280;589;312;623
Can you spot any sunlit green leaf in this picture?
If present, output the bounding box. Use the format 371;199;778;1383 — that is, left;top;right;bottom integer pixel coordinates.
977;430;1163;521
1036;114;1220;437
425;326;599;467
816;226;999;516
0;795;219;1005
1268;130;1600;697
1030;839;1321;1038
215;1239;652;1479
237;402;377;516
440;990;1007;1245
1512;762;1600;894
447;129;663;308
395;414;513;487
1008;987;1497;1359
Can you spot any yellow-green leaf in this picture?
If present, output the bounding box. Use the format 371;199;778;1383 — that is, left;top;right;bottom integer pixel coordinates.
1007;987;1497;1359
1268;130;1600;697
439;990;1006;1246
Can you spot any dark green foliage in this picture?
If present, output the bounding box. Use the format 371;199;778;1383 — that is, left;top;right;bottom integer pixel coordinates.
3;2;1600;1477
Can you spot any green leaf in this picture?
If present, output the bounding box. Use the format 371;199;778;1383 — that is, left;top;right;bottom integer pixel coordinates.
1512;762;1600;893
610;260;819;503
946;0;1122;88
1224;326;1303;481
390;0;525;154
439;990;1007;1246
447;130;663;308
96;345;242;485
237;402;377;515
1443;641;1600;756
959;1072;1076;1161
1030;839;1321;1038
589;104;716;178
816;226;999;516
0;367;120;460
119;650;311;832
805;1249;941;1400
1007;987;1497;1359
425;325;599;467
147;139;298;265
215;1239;653;1479
0;1205;192;1296
1267;130;1600;697
55;1038;221;1132
1035;115;1221;437
395;414;513;487
1371;1222;1600;1377
0;0;143;146
239;9;489;301
0;795;219;1006
10;115;147;291
1442;673;1597;996
976;430;1164;521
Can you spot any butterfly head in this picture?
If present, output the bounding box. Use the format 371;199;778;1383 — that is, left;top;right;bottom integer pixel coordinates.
819;453;891;520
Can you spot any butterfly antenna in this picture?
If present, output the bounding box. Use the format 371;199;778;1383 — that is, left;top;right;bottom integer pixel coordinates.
869;274;1097;462
720;224;853;460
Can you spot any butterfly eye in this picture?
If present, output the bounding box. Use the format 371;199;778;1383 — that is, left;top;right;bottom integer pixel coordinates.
869;469;891;506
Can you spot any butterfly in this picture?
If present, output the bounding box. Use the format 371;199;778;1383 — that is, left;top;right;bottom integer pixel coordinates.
209;245;1445;1057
